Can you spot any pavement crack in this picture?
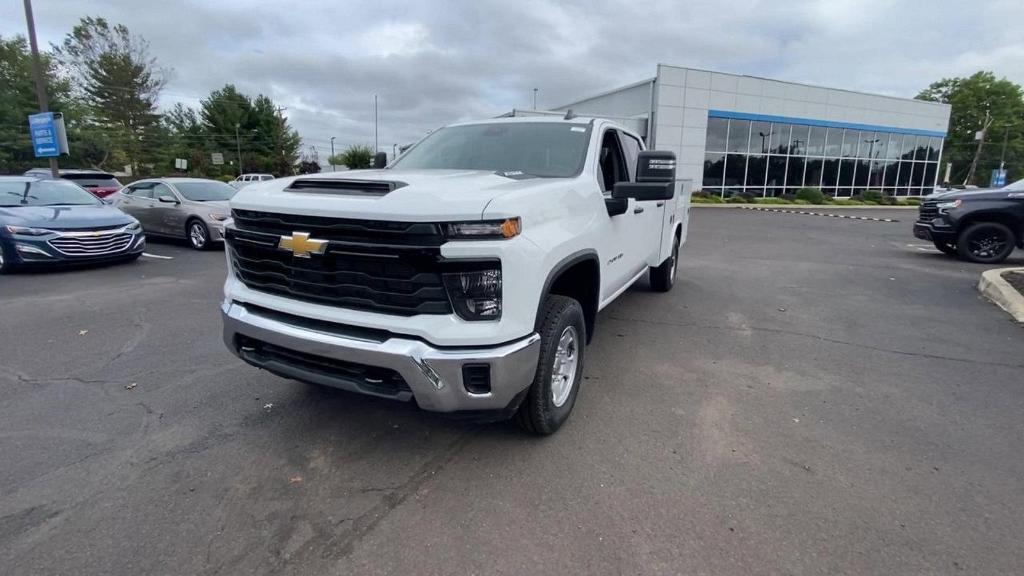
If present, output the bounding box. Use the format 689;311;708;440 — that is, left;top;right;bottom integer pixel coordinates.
607;314;1024;370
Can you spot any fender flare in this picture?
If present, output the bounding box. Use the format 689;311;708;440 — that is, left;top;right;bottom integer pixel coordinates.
534;249;600;334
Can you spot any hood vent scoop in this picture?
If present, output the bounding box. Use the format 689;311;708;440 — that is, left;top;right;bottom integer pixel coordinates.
286;179;406;196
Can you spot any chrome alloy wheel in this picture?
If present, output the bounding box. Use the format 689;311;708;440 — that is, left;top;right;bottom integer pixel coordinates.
551;325;579;408
189;222;207;249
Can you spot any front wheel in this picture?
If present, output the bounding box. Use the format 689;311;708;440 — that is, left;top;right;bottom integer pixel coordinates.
649;235;680;292
516;295;586;435
187;219;210;251
957;222;1016;264
0;243;14;274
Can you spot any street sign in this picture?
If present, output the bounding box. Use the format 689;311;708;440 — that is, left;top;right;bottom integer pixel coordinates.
28;112;59;158
174;158;188;170
991;169;1007;188
211;152;224;165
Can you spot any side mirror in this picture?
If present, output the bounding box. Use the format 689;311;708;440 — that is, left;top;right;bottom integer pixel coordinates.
612;150;677;201
605;197;628;217
157;195;179;204
373;152;388;169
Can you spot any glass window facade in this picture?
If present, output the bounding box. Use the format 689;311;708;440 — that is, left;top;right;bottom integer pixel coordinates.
700;115;944;198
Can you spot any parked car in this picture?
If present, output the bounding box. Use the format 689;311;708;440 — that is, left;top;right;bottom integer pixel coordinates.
23;168;124;198
111;178;236;250
914;178;1024;263
221;116;691;434
229;173;274;190
0;176;145;274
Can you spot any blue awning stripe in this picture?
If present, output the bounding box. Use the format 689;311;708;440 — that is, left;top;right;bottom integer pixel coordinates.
707;109;947;138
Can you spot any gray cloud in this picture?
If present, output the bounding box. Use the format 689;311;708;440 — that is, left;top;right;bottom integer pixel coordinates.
6;0;1024;156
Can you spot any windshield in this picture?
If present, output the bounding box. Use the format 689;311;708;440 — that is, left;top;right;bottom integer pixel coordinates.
1002;178;1024;191
62;174;121;188
173;181;236;201
392;122;592;178
0;180;102;207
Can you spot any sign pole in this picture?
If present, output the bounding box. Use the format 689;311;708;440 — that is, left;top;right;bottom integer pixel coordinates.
23;0;59;179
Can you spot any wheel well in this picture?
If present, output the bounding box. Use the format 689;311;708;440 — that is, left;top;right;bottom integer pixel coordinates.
542;257;599;343
959;213;1022;246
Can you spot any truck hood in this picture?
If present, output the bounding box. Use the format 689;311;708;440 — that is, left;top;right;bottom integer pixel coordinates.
0;204;134;230
230;169;562;221
928;188;1015;202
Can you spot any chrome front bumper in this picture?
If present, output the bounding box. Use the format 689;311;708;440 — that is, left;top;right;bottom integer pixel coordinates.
221;301;541;413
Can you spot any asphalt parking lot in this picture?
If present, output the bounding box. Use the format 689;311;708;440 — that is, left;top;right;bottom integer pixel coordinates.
2;208;1023;575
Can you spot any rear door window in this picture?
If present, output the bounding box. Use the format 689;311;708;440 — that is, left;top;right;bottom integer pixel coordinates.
62;174;122;188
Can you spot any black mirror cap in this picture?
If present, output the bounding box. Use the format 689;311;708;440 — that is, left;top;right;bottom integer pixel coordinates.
612;181;674;201
636;150;676;183
604;197;628;217
373;152;388;169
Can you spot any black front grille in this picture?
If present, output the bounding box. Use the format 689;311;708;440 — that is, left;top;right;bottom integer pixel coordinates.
236;335;411;397
228;210;453;315
918;200;939;222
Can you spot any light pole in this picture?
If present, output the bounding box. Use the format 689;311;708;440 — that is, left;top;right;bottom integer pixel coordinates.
235;123;242;176
330;136;336;172
533;88;538;110
758;131;769;154
373;94;378;153
999;124;1011;171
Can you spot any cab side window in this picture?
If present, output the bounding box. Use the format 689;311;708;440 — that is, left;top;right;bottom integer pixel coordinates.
619;133;642;182
597;129;628;193
152;183;175;201
129;183;155;199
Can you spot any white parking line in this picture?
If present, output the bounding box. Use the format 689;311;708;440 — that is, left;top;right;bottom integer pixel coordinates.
142;253;174;260
906;243;940;253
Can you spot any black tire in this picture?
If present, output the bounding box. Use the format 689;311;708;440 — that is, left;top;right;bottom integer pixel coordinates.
187;219;210;251
0;243;14;274
956;222;1016;264
649;234;680;292
516;295;586;435
932;240;957;255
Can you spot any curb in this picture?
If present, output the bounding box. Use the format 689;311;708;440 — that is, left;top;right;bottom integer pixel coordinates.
736;206;900;222
691;204;917;210
978;268;1024;324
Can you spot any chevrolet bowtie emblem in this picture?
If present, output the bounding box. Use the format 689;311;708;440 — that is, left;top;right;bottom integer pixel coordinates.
278;231;327;258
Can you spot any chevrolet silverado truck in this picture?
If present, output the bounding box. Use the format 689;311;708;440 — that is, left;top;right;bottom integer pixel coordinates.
914;178;1024;263
221;116;690;434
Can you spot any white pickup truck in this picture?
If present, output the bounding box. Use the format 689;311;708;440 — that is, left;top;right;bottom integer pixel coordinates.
221;115;690;434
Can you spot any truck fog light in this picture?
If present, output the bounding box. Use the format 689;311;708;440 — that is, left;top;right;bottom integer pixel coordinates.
443;269;502;320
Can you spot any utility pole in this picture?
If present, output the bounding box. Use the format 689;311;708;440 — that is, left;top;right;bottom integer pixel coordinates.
533;88;538;110
999;124;1010;171
234;123;243;176
330;136;336;172
965;109;992;186
22;0;59;179
374;94;379;153
275;106;287;175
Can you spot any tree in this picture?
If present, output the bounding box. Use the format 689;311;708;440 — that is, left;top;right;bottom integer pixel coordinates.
198;85;300;176
330;144;374;169
918;71;1024;186
53;17;168;174
0;35;72;173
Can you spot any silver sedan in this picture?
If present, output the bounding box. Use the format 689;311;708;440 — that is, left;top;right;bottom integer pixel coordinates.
112;178;236;250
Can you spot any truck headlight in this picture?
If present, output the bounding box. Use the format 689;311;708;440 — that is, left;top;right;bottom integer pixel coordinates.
444;218;521;240
443;269;502;320
937;199;961;211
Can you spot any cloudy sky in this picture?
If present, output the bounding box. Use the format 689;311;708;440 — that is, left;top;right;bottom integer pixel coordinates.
5;0;1024;157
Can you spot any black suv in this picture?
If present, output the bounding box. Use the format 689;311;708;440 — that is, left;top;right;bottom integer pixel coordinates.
914;182;1024;263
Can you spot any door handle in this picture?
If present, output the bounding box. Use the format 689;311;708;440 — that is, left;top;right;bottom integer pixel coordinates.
656;201;664;207
633;207;644;214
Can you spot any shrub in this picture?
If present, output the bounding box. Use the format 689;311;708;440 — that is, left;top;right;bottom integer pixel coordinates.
902;197;922;205
831;199;865;206
217;175;235;183
780;193;797;202
756;197;791;204
726;192;756;204
860;189;884;203
793;199;811;205
691;194;724;204
794;187;825;204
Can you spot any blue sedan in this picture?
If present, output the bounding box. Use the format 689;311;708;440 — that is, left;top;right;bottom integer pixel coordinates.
0;176;145;274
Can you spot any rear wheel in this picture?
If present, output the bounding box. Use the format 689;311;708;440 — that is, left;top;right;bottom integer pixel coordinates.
957;222;1016;264
187;219;210;251
516;295;586;435
932;239;957;255
650;235;680;292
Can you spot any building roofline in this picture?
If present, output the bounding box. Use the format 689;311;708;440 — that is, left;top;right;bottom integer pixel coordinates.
656;63;951;110
551;77;656;111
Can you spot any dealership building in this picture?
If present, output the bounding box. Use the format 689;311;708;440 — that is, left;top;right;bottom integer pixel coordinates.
548;64;952;197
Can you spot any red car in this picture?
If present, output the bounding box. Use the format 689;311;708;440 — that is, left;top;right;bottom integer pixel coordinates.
22;168;124;199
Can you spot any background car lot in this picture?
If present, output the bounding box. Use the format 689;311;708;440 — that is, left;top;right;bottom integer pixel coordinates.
1;210;1023;575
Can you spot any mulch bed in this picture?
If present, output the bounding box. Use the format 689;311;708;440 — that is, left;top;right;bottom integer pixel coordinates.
1005;271;1024;298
